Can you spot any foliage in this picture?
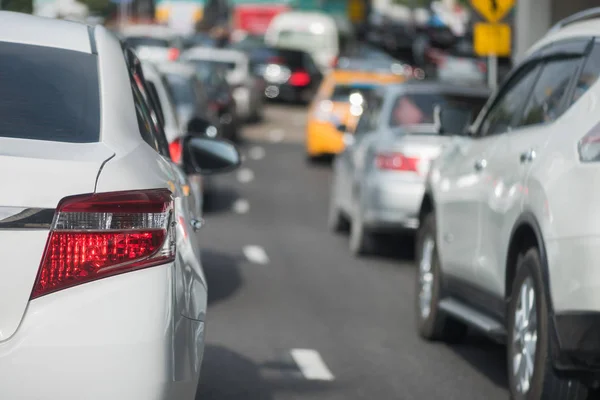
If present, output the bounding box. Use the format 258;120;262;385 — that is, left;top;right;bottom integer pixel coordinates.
2;0;33;13
78;0;111;16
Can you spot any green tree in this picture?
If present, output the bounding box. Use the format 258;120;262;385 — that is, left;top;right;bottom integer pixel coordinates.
2;0;33;13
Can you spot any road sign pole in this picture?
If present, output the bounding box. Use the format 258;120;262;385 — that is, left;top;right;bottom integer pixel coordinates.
488;54;498;90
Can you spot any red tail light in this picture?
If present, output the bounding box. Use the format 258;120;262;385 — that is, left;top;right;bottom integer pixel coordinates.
289;70;311;86
376;152;420;173
169;137;183;164
167;47;180;61
31;189;175;299
331;56;339;68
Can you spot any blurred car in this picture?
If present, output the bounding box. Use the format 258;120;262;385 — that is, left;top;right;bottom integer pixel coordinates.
328;81;489;256
305;69;405;159
250;47;323;103
182;32;218;49
188;58;240;141
415;12;600;399
265;11;341;72
0;12;240;399
120;24;182;62
182;47;265;122
426;46;487;85
140;60;211;214
154;61;235;140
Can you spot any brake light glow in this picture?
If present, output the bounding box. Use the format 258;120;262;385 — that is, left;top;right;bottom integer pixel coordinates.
169;137;183;164
376;152;421;173
267;56;285;64
477;61;487;73
289;70;311;86
31;190;175;299
168;47;180;61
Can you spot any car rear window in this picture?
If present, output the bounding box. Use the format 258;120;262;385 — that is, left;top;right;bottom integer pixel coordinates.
124;37;170;48
331;84;378;103
389;93;487;128
0;41;100;143
164;73;196;107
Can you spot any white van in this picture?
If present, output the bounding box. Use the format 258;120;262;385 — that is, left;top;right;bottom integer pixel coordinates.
265;11;344;73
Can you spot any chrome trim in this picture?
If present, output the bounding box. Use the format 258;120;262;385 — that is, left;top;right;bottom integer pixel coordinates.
0;207;55;229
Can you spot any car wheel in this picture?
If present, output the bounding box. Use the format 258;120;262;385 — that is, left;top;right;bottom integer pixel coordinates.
415;212;467;342
349;200;373;256
327;176;349;233
507;248;587;400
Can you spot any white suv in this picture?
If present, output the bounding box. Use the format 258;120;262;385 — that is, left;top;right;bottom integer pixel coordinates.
416;9;600;399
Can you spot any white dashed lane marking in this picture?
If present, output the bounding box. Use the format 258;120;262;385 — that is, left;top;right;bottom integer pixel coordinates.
243;245;270;265
236;168;255;183
232;198;250;214
268;129;285;143
248;145;266;160
290;349;335;381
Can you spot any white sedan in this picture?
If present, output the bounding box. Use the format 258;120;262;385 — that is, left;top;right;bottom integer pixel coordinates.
0;11;240;400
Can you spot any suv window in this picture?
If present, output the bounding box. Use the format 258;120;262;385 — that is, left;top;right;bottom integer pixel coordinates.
0;41;100;143
477;63;541;137
518;57;581;126
132;82;163;153
570;42;600;105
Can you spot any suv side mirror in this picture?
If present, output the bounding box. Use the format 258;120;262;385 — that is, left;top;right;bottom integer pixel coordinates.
187;117;219;138
182;136;241;175
434;105;473;136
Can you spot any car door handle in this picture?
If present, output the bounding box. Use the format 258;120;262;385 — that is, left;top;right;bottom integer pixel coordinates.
474;159;487;171
520;149;536;163
191;218;205;231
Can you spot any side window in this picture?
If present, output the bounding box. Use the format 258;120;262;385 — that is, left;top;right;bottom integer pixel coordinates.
303;54;319;75
132;82;162;153
355;96;382;136
477;63;541;137
146;81;165;130
570;42;600;105
518;57;582;126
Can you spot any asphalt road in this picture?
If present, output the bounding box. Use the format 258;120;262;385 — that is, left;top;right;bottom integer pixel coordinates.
195;103;509;400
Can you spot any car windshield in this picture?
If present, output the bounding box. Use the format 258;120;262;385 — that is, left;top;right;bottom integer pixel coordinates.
164;73;196;107
189;61;227;84
183;34;216;49
0;40;100;143
124;36;170;48
276;30;327;52
192;59;237;71
331;84;379;103
389;93;487;128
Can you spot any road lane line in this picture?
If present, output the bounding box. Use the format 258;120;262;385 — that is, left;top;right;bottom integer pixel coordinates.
290;349;335;381
268;129;285;142
243;245;269;264
248;145;266;160
236;168;254;183
232;198;250;214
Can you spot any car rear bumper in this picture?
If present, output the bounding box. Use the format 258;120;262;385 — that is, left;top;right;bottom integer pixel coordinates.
0;264;204;400
363;176;424;231
306;121;345;156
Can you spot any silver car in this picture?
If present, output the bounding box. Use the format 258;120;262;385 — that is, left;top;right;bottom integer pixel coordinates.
415;10;600;398
328;82;489;256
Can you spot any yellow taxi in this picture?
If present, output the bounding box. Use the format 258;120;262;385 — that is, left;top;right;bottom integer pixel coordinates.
306;69;405;159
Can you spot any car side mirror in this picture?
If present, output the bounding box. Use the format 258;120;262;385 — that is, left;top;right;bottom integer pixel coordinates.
336;123;347;133
434;105;473;136
187;117;219;138
182;136;241;175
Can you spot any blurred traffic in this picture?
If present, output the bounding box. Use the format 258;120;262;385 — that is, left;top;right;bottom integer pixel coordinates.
4;0;600;399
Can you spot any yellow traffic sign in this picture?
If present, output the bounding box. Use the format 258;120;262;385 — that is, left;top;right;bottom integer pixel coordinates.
470;0;515;23
474;22;511;57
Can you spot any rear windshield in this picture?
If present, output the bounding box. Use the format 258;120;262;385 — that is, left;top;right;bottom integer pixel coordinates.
389;93;487;127
0;41;100;143
124;37;170;48
192;59;237;71
331;84;378;103
164;73;196;107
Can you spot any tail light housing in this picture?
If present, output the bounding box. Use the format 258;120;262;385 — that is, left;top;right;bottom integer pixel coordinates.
267;56;285;65
579;122;600;162
477;61;487;73
169;137;183;164
375;152;426;174
331;56;339;68
289;70;311;86
167;47;180;61
31;189;175;299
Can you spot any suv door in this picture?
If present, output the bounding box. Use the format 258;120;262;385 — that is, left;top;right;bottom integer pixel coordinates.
476;40;589;298
437;60;542;287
